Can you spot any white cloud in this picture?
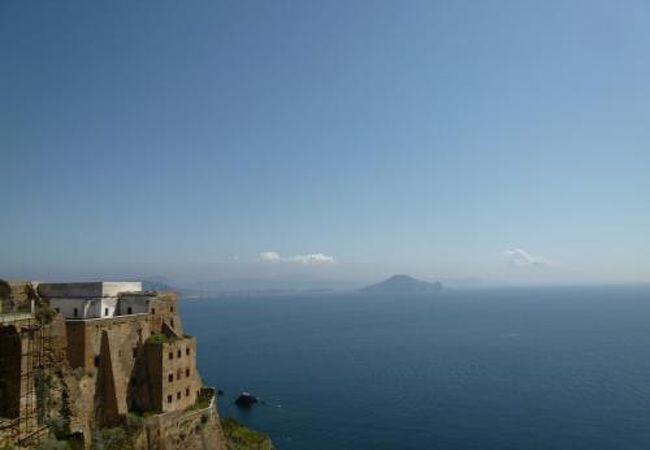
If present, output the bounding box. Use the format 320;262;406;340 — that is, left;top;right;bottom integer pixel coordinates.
258;251;335;265
259;251;281;262
284;253;335;265
503;248;546;267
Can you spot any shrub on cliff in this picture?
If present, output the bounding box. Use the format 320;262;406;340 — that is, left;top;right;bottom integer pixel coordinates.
35;438;70;450
92;427;133;450
145;333;179;344
221;418;275;450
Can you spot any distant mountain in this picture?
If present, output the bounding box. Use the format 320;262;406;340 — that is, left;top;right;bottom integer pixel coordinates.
361;275;443;293
142;280;176;291
141;280;209;298
191;277;360;292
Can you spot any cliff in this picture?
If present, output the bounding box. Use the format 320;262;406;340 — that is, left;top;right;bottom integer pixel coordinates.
220;419;275;450
0;280;251;450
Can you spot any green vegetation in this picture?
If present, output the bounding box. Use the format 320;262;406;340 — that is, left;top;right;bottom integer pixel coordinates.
221;418;275;450
145;333;179;344
1;443;16;450
47;416;70;441
72;367;93;381
91;427;133;450
35;302;56;324
185;396;211;412
35;438;70;450
35;369;54;424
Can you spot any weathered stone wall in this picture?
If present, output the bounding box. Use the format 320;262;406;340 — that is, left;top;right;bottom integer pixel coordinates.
135;341;164;413
66;314;152;371
7;282;34;312
136;404;226;450
149;293;183;336
2;286;228;450
159;338;200;413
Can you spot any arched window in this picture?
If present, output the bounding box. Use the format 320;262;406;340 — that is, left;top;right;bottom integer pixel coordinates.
168;373;173;383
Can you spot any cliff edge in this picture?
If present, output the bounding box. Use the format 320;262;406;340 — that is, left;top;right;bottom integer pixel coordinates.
0;280;241;450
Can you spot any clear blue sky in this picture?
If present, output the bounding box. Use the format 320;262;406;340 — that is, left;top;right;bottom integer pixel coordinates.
2;1;649;285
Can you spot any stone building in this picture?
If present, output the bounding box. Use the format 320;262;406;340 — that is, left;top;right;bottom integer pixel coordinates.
0;281;226;450
40;282;143;320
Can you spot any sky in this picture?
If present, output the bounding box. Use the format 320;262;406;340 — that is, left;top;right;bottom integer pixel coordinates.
2;1;649;286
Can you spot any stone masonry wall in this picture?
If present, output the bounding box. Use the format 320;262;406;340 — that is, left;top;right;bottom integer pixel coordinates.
2;287;227;450
136;403;226;450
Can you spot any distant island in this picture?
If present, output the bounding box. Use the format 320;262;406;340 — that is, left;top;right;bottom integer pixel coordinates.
361;274;443;293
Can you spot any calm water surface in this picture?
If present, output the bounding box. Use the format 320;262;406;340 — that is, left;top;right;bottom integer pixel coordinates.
180;286;650;450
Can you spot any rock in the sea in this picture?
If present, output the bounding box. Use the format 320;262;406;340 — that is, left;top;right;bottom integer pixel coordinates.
235;391;259;408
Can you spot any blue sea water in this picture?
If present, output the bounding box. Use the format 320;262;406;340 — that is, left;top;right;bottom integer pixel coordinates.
180;286;650;450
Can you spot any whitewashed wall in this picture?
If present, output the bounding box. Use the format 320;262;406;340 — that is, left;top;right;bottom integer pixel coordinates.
119;295;151;315
50;297;121;319
50;298;97;319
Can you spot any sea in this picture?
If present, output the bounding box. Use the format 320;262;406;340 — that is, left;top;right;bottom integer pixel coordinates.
180;285;650;450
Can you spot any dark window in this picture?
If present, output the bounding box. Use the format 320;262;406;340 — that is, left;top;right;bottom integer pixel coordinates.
177;349;181;358
152;308;156;314
55;308;60;313
104;308;109;316
168;374;173;383
168;352;173;360
170;306;174;313
127;307;133;314
94;355;101;367
185;388;190;397
167;395;172;404
186;348;190;356
176;392;181;400
73;308;78;317
185;369;190;377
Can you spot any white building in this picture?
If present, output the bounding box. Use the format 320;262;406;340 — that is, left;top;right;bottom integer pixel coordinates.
38;281;146;320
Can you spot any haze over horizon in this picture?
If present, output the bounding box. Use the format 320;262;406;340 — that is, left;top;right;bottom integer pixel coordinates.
2;1;649;287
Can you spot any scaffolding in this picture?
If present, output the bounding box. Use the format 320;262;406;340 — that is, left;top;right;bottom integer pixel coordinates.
0;315;52;447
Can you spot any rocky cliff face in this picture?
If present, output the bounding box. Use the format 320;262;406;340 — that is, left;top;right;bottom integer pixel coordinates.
0;282;230;450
